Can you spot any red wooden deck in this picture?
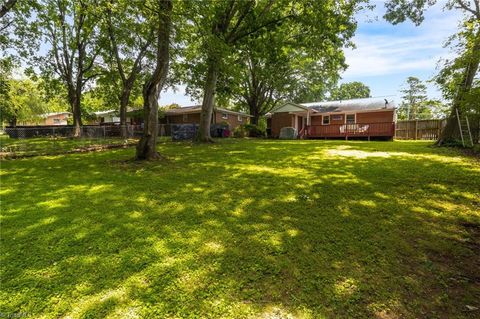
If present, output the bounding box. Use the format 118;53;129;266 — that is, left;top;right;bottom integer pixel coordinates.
304;122;395;139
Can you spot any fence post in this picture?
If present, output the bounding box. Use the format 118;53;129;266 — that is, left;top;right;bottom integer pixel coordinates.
415;120;418;140
103;126;106;139
52;127;56;154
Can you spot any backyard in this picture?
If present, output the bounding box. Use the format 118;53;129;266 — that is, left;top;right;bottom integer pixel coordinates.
1;139;479;318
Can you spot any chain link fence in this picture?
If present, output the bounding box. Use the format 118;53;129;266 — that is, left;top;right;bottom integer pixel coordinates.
0;123;230;158
0;125;141;158
4;125;143;139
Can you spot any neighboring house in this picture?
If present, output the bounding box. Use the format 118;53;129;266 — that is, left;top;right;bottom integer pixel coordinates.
90;110;121;124
267;97;396;139
18;112;71;126
44;112;71;125
159;105;251;130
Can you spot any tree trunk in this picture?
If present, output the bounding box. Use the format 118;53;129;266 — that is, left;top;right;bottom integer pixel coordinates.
437;28;480;145
135;0;172;160
72;97;82;137
67;85;82;137
136;83;160;159
249;104;260;125
196;57;219;143
119;88;130;139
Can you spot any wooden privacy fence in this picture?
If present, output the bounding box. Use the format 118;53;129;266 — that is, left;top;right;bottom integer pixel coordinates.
395;119;446;140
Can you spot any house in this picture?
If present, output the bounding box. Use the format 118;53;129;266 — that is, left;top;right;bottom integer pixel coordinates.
268;97;396;139
18;112;71;126
159;105;251;130
92;110;120;124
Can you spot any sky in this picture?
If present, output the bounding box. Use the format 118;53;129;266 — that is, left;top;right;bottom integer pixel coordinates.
160;0;465;107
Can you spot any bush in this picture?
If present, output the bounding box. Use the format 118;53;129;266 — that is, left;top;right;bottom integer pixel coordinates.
473;143;480;155
233;124;265;138
233;125;247;138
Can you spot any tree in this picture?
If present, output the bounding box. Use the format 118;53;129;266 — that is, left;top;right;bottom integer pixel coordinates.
182;0;364;141
160;103;181;110
397;76;428;120
0;78;49;126
17;0;101;136
434;19;480;120
424;99;449;119
329;81;371;101
224;2;357;125
181;0;272;142
135;0;173;160
100;0;154;138
384;0;480;145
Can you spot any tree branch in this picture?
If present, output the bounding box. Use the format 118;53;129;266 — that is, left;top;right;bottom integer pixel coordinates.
0;0;17;18
226;0;255;41
455;0;480;19
229;14;295;44
106;4;126;84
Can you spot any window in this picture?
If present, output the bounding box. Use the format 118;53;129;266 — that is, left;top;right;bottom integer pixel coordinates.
238;115;243;122
183;114;188;122
53;118;60;124
332;115;343;121
322;115;330;125
222;113;228;119
346;114;355;124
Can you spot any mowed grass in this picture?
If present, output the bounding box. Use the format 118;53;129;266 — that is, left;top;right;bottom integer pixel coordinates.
1;139;479;318
0;135;137;157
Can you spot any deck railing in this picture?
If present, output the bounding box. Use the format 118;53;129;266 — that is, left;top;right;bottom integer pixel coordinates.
306;122;395;138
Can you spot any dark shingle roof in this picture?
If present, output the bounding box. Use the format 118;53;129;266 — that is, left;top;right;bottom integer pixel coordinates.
301;97;396;113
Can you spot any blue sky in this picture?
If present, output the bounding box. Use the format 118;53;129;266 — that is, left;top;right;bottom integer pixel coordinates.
160;0;464;107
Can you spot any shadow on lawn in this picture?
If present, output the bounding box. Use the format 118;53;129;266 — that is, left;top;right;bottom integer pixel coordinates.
1;140;479;318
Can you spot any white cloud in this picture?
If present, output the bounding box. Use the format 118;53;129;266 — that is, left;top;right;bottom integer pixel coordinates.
342;1;463;79
343;34;455;77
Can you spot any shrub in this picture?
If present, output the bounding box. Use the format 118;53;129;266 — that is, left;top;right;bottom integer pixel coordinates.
473;143;480;155
233;124;265;138
243;124;265;137
233;125;247;138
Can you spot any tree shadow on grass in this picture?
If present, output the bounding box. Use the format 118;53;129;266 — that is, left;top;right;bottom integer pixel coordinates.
1;140;479;318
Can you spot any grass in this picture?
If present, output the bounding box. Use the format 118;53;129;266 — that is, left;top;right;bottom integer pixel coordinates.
0;135;139;157
1;139;479;318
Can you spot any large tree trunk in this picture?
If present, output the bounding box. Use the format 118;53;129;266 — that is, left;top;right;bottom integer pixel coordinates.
135;0;172;160
437;28;480;145
196;57;219;143
136;83;160;159
67;85;82;137
249;103;260;125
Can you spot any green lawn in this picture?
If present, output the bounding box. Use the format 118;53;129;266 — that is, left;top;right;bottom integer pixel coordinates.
0;135;137;157
1;139;479;318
